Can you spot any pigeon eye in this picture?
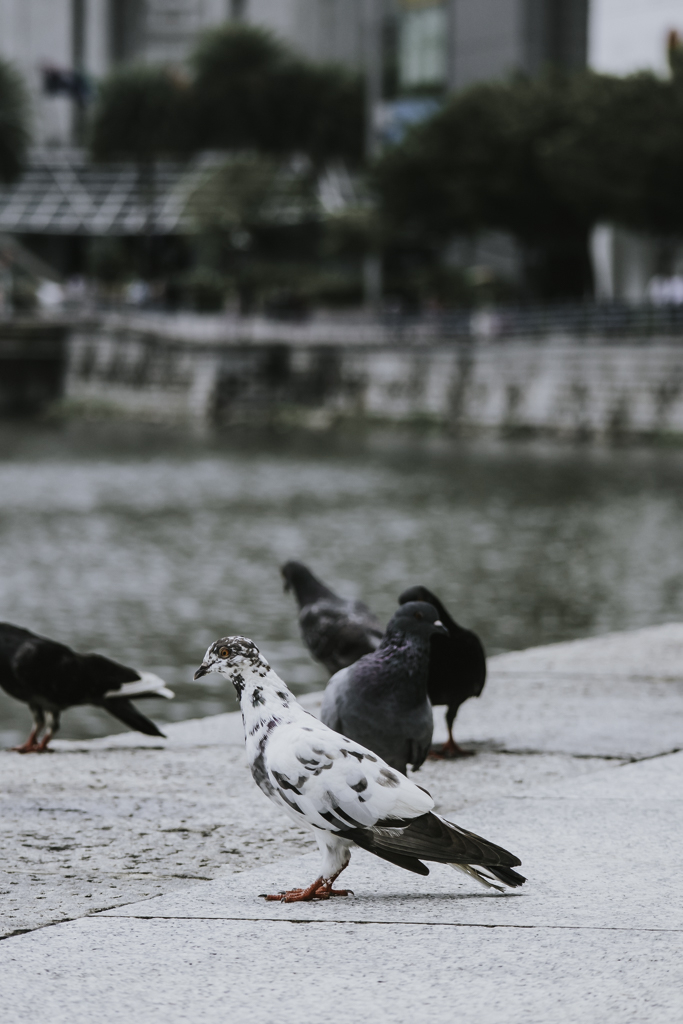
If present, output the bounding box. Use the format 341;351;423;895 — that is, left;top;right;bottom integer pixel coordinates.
219;647;230;659
414;612;423;620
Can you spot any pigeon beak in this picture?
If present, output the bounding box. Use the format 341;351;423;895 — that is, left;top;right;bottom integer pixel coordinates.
433;620;449;635
194;664;209;680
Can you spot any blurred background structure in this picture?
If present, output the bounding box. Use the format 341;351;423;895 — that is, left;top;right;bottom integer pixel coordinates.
2;3;683;743
0;0;681;313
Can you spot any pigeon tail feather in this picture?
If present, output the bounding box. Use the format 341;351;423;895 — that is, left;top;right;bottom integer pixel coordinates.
485;865;526;888
104;671;174;700
450;863;505;892
342;828;430;876
101;697;166;737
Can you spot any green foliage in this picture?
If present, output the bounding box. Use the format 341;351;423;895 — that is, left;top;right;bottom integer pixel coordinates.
89;65;190;162
181;266;228;311
542;71;683;236
185;152;325;313
187;25;364;164
186;152;318;232
0;60;28;182
87;237;130;283
376;68;683;299
376;75;587;248
89;26;363;168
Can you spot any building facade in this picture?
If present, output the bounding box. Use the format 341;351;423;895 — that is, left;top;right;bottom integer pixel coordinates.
0;0;593;147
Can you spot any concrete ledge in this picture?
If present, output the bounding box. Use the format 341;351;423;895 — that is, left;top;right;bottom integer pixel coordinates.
2;624;683;1022
2;750;682;1024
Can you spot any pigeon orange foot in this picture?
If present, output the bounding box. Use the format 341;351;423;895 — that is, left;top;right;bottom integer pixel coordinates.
260;875;353;903
11;728;42;753
429;737;475;759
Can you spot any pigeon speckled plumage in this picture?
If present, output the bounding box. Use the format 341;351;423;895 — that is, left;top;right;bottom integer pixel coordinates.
281;561;383;675
319;601;447;776
399;586;486;758
0;622;173;752
194;635;525;902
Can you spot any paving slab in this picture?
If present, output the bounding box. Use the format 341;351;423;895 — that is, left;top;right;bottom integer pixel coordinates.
99;750;683;931
492;621;683;678
1;624;683;1023
48;624;683;759
0;916;680;1024
1;750;681;1024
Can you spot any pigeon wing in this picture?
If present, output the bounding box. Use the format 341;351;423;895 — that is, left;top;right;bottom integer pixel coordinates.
300;602;382;672
263;718;434;832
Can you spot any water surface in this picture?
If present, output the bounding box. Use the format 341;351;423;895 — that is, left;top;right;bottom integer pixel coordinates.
1;421;682;745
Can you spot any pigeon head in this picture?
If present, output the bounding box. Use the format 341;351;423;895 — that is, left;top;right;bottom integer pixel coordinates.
398;585;450;627
399;585;434;607
383;601;448;643
194;636;270;697
280;561;336;607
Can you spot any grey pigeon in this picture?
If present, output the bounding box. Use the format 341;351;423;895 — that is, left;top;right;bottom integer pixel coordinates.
281;561;383;675
399;586;486;758
319;601;447;776
0;622;173;752
194;635;525;902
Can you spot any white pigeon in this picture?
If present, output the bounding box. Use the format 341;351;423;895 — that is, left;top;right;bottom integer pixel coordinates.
195;635;526;902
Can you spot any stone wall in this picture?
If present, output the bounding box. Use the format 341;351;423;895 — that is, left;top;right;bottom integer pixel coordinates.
0;321;67;416
66;321;683;436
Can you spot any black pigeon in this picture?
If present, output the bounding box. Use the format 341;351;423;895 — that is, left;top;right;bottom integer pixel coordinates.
399;585;486;758
320;601;448;776
0;622;173;752
281;561;383;675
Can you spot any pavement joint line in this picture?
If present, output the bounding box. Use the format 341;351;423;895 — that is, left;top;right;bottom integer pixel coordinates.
486;747;682;762
86;916;683;933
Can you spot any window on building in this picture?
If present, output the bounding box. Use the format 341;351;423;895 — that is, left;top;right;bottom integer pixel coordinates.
398;1;447;91
229;0;247;21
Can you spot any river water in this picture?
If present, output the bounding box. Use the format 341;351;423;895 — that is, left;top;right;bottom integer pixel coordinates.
1;420;683;746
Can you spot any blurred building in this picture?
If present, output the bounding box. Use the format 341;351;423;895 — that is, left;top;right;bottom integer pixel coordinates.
0;0;592;148
0;0;681;298
588;0;683;303
2;0;681;146
589;0;683;77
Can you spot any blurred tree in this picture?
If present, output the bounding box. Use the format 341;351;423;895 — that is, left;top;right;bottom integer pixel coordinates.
186;151;322;312
185;153;367;311
89;66;192;280
375;75;592;300
377;66;683;301
0;60;29;182
90;65;190;161
542;69;683;238
187;25;364;165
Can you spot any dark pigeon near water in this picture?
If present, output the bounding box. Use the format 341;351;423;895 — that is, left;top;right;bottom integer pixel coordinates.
399;585;486;758
320;601;447;776
281;561;383;675
194;634;525;902
0;622;173;752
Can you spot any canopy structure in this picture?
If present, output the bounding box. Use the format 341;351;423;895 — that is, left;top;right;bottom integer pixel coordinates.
0;149;213;237
0;150;358;239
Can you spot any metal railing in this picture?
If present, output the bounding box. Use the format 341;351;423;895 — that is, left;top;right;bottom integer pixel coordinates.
380;303;683;342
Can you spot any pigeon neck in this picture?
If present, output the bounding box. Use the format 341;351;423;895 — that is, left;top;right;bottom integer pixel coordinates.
291;574;338;608
377;630;431;700
235;665;302;733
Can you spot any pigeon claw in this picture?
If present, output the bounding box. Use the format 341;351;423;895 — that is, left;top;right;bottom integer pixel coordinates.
429;738;475;760
259;876;354;903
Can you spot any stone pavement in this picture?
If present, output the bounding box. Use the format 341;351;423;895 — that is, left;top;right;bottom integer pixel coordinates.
1;623;682;1023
